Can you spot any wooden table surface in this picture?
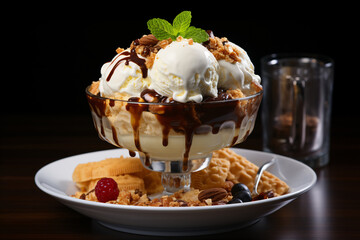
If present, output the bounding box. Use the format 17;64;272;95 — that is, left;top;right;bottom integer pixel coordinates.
1;114;360;240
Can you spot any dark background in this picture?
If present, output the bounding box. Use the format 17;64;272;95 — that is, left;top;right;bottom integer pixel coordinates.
2;7;360;240
6;7;357;118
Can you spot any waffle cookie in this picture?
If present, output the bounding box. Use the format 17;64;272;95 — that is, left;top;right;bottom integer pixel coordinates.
88;174;145;192
72;156;145;192
72;156;143;183
191;158;230;190
212;148;289;196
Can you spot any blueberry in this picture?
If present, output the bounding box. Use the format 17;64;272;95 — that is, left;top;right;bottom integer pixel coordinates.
233;191;252;202
231;183;249;196
231;183;252;202
227;198;243;204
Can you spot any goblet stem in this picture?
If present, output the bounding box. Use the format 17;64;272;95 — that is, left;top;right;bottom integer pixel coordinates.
137;152;211;198
161;172;191;195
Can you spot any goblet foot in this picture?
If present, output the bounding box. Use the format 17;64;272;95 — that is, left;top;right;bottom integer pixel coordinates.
161;172;191;195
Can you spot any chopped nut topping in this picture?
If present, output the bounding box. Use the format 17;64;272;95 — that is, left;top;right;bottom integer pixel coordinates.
89;81;100;95
198;188;228;202
145;52;156;69
127;36;172;69
157;38;172;49
203;36;242;64
138;34;158;46
116;47;125;54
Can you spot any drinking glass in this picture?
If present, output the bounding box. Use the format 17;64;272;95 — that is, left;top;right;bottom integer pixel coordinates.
261;53;334;168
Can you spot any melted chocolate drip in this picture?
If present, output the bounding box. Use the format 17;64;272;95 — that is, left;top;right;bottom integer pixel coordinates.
106;49;147;82
122;89;261;171
86;88;262;172
125;97;147;152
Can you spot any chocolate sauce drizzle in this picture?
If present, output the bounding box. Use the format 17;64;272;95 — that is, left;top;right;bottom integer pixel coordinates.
86;88;262;172
87;30;263;171
106;49;148;82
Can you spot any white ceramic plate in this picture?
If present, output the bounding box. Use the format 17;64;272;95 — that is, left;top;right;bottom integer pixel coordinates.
35;148;316;236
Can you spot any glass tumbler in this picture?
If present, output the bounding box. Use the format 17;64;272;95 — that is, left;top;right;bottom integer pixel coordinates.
261;53;334;168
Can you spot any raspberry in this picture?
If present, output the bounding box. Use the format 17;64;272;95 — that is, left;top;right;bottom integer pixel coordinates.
95;178;119;202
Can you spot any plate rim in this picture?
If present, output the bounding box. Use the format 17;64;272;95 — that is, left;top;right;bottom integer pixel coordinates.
34;148;317;212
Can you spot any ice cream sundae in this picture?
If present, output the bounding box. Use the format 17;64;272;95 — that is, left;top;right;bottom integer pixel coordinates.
86;11;263;193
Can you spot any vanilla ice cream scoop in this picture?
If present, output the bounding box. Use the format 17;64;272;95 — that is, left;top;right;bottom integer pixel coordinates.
218;42;261;96
99;49;150;98
149;39;219;103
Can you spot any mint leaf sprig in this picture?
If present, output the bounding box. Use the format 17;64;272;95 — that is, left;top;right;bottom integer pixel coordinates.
147;11;209;43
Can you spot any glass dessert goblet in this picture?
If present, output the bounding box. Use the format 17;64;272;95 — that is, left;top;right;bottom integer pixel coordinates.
86;86;263;196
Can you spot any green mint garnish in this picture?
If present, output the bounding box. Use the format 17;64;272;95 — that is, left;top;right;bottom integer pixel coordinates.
172;10;192;33
147;11;209;43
